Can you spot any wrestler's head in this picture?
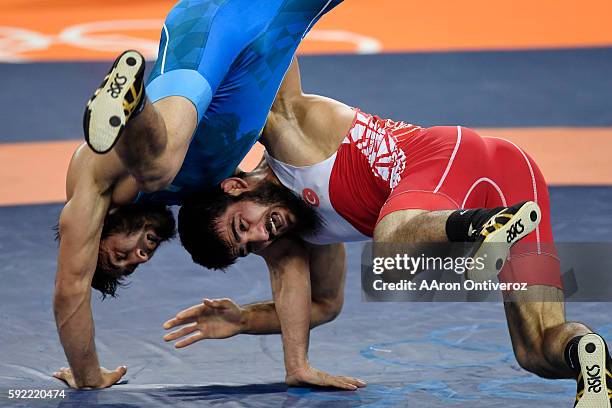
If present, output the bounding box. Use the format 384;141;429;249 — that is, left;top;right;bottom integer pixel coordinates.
57;204;176;298
178;173;320;270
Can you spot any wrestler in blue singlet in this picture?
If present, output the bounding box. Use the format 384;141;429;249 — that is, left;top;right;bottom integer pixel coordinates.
137;0;341;204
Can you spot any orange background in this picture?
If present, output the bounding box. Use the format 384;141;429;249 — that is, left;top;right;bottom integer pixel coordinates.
2;128;612;206
1;0;611;205
2;0;612;61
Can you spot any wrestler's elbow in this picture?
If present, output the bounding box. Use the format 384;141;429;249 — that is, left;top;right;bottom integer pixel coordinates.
53;290;72;319
53;279;88;307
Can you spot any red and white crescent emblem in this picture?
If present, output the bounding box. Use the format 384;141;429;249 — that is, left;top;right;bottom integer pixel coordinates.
302;188;320;207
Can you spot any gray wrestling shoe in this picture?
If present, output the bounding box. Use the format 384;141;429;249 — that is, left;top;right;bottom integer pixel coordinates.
575;333;612;408
83;50;146;154
466;201;541;282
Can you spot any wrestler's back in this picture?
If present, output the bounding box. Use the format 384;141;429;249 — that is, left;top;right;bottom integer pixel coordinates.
138;0;342;204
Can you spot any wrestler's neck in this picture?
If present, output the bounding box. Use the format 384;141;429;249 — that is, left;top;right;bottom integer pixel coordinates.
260;93;355;167
243;164;282;189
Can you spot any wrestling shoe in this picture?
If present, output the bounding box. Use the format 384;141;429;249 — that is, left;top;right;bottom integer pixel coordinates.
575;333;612;408
83;50;146;154
466;201;541;282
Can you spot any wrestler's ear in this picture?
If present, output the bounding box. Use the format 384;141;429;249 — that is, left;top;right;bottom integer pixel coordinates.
220;178;250;196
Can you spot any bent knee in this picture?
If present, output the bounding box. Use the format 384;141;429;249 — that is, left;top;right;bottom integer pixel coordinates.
318;296;344;323
513;340;558;378
514;344;538;372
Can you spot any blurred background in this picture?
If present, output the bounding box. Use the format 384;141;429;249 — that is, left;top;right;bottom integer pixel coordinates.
1;0;611;205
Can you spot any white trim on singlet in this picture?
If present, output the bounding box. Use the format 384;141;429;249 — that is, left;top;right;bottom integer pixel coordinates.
461;177;508;208
160;24;170;74
434;126;462;193
302;0;333;38
486;136;541;253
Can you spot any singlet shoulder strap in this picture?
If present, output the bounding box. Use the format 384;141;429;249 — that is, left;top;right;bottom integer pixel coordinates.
263;150;297;190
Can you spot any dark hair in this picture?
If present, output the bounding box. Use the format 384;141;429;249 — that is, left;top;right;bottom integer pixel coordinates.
94;203;176;298
56;203;176;299
178;179;320;270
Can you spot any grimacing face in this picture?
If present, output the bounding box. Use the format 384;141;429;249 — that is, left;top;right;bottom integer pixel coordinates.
213;199;297;258
98;228;162;274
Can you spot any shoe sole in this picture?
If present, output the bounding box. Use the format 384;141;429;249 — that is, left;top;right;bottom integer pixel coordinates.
466;201;541;282
576;334;611;408
83;50;145;154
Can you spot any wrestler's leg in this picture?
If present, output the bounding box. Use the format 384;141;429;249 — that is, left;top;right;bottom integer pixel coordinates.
373;126;538;277
503;284;612;406
84;50;197;192
375;211;594;380
372;126;462;244
114;96;196;192
488;135;611;404
373;201;539;281
503;285;590;378
373;209;451;243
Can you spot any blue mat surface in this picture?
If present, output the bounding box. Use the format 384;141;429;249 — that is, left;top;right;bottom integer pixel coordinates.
1;47;611;143
1;37;611;406
0;187;611;407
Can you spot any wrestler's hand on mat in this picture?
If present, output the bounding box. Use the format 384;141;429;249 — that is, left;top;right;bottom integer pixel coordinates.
163;298;245;347
52;366;127;389
285;365;366;391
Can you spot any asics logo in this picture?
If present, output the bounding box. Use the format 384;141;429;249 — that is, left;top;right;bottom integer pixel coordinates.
107;73;127;98
586;364;602;393
506;219;525;242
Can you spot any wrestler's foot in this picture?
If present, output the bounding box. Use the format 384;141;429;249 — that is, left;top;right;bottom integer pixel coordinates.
575;333;612;408
83;50;146;154
466;201;541;282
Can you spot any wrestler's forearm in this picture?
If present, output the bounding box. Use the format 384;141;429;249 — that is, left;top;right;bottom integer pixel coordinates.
241;300;333;335
53;290;102;387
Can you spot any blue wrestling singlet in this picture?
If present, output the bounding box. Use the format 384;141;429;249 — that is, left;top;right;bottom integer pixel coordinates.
137;0;342;204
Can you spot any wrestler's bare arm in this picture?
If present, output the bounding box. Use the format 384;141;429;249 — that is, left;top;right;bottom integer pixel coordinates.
262;238;364;390
263;58;355;167
162;241;347;344
53;146;134;388
244;241;347;333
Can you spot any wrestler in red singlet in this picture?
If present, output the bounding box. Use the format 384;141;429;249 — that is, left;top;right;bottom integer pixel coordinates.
266;109;561;288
